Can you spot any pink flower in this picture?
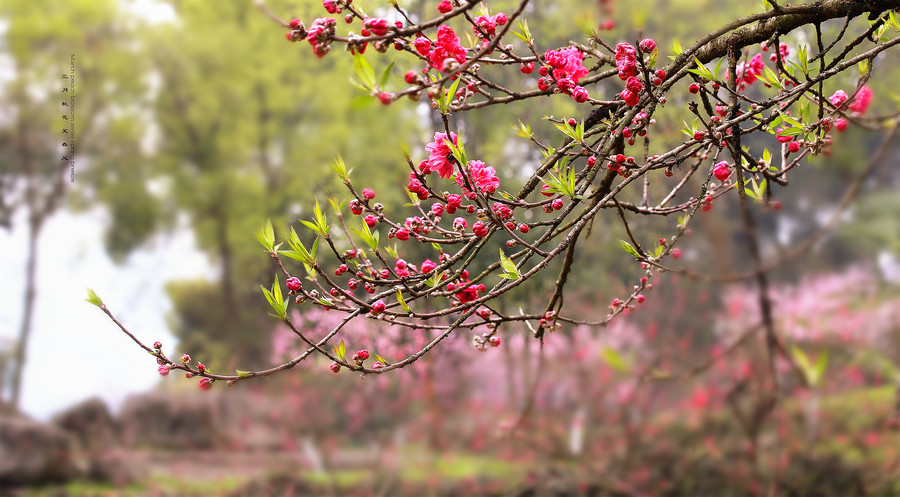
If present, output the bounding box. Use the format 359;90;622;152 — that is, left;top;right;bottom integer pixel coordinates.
614;43;638;80
457;284;480;303
429;25;467;71
713;161;731;181
437;0;452;13
456;160;500;194
625;76;643;94
572;86;589;103
423;132;459;178
363;18;390;36
639;38;656;53
775;128;795;143
421;258;437;273
544;47;589;82
286;277;302;292
394;260;410;277
306;18;336;58
556;77;576;93
620;89;639;106
835;117;848;132
849;86;872;114
473;15;496;37
414;37;431;55
829;90;849;108
732;53;765;86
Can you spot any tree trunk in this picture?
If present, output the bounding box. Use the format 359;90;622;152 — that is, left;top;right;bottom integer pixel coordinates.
10;214;42;410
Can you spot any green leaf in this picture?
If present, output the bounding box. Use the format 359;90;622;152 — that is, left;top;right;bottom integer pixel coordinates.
352;219;379;250
384;244;399;259
619;240;641;259
441;76;463;114
692;57;715;81
333;339;346;361
349;77;371;93
236;369;252;378
85;288;104;308
426;270;445;288
887;11;900;30
256;219;275;251
261;276;287;320
514;121;532;139
396;290;411;313
513;20;532;44
353;53;375;89
758;65;784;90
301;200;331;238
554;122;578;141
601;347;631;373
498;249;521;280
280;227;316;265
796;45;809;75
443;134;467;166
791;346;827;387
380;60;395;88
349;94;375;109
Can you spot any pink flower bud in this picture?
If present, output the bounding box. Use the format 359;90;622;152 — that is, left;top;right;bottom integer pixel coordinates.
713;161;731;181
371;300;386;314
286;277;302;292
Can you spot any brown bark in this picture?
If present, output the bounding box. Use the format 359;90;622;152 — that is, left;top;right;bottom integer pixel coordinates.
693;0;900;64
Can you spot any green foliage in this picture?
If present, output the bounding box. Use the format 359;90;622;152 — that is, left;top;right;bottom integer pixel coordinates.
85;288;104;308
260;275;288;320
498;250;521;280
791;346;829;387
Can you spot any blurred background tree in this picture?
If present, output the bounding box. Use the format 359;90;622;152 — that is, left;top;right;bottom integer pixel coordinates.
0;0;147;409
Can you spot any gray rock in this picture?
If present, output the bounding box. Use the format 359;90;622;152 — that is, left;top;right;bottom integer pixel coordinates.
0;416;86;486
119;392;223;449
53;397;119;451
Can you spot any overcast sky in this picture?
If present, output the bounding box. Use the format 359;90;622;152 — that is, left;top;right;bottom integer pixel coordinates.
1;207;211;420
